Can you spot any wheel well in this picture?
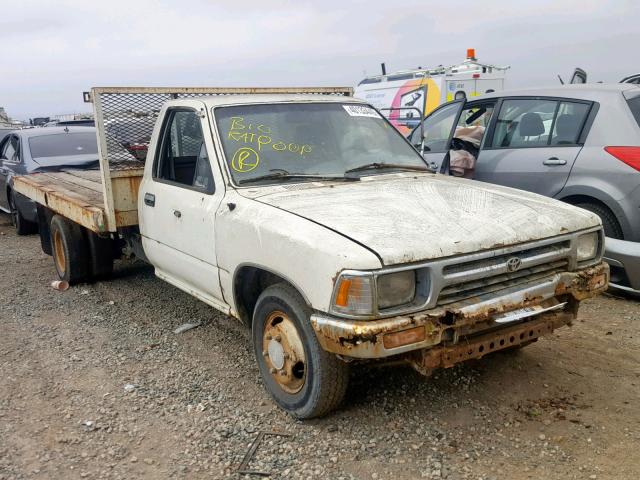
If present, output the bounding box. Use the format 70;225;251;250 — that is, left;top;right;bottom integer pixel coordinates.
233;267;301;327
560;195;622;228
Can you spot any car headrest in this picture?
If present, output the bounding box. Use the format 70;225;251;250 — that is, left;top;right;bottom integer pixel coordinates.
555;114;578;137
519;112;545;137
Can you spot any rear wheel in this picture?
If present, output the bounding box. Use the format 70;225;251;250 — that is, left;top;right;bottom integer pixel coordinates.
252;283;349;419
9;191;37;235
574;202;623;239
50;215;90;284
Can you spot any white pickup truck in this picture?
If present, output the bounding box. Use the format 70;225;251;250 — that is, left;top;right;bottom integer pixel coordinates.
14;87;609;418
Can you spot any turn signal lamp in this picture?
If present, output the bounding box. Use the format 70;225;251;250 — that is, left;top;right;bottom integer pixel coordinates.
332;274;374;316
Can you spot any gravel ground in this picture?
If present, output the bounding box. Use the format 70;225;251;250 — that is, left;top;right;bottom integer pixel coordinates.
1;212;639;480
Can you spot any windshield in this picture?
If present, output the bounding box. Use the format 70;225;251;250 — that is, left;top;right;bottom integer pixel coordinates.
214;102;426;185
28;132;98;160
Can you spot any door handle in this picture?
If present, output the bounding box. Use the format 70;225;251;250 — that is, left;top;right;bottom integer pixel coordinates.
0;167;8;175
144;192;155;207
173;209;182;218
543;157;567;166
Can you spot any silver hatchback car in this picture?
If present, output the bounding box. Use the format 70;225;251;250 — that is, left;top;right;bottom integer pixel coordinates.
412;84;640;294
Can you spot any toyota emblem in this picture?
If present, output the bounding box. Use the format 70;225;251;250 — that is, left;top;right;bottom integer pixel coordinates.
506;257;522;272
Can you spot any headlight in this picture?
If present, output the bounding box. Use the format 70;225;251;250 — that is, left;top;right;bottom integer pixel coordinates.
576;231;599;261
377;270;416;309
332;273;374;316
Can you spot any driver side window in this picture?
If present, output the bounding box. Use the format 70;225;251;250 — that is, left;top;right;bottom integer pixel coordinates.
154;110;214;194
1;136;18;162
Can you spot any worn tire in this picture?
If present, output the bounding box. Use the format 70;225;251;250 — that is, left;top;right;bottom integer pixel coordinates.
37;205;53;256
86;230;114;279
574;202;623;239
252;283;349;419
50;215;90;284
9;191;37;236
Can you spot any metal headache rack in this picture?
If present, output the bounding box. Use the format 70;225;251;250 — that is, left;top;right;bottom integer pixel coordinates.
83;86;353;231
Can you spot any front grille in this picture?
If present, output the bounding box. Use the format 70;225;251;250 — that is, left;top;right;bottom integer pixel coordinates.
437;240;571;306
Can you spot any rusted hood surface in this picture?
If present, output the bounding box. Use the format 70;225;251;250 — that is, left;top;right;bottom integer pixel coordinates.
244;173;601;266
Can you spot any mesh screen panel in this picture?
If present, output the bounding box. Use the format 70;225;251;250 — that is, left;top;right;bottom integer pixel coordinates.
90;87;353;168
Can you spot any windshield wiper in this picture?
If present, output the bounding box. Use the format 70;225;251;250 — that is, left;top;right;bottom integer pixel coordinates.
344;162;431;175
238;169;359;185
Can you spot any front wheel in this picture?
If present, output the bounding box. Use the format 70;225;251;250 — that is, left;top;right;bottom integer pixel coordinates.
252;283;349;419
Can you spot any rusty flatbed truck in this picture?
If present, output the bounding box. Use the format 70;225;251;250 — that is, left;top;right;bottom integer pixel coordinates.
14;87;609;418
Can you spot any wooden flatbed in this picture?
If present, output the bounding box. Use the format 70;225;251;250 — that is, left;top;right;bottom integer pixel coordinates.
13;163;144;233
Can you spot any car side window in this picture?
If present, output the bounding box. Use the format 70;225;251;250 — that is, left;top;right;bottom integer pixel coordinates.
154;110;214;194
454;103;495;148
1;136;18;162
490;99;558;148
549;102;590;145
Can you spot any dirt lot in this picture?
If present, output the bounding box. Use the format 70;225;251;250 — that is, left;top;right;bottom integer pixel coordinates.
0;212;639;480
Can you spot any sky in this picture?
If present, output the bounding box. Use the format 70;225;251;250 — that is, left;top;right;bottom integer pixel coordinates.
1;0;639;120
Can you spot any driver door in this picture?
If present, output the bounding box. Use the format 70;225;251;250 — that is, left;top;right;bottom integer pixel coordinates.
139;104;227;307
409;100;464;171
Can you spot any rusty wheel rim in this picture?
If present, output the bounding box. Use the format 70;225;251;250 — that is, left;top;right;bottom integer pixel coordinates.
262;310;306;394
53;230;66;276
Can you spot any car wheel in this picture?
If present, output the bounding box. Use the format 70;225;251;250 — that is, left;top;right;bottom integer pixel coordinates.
574;202;623;239
50;215;90;284
252;283;349;419
9;191;37;235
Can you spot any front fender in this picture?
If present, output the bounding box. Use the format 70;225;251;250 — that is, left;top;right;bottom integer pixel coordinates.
215;192;381;314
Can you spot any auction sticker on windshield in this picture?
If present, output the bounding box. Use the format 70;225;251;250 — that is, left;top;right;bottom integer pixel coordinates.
343;105;381;118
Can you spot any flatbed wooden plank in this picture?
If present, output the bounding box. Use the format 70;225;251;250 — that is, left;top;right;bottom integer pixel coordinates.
13;174;107;233
60;169;103;183
39;171;103;194
27;174;105;206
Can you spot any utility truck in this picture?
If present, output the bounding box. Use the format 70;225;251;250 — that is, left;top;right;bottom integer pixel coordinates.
14;87;608;418
355;49;509;136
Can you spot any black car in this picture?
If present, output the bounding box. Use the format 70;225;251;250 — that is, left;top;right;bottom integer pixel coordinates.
0;126;100;234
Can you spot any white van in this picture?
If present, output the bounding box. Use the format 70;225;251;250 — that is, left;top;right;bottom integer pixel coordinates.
355;49;509;135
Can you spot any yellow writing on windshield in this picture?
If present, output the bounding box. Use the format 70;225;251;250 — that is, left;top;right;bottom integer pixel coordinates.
227;116;313;156
231;147;260;173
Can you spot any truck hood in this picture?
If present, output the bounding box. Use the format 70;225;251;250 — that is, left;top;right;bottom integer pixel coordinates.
242;173;601;266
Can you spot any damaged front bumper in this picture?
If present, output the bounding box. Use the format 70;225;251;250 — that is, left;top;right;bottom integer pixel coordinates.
310;263;608;361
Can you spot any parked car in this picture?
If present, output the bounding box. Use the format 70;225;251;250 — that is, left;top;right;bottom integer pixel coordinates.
14;87;608;418
45;119;95;127
410;84;640;294
0;126;100;234
621;74;640;85
105;116;156;160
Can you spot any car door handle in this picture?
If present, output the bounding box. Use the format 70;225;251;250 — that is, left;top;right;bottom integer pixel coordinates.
543;157;567;166
0;167;8;175
173;209;182;218
144;192;155;207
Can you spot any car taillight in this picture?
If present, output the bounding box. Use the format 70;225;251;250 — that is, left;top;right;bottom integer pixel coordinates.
604;146;640;171
128;144;148;151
